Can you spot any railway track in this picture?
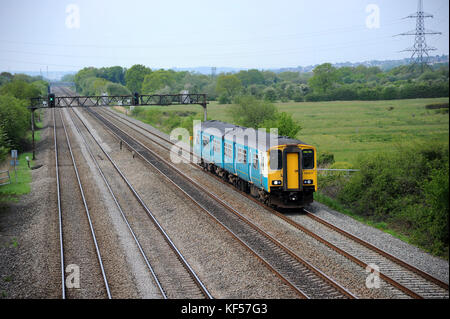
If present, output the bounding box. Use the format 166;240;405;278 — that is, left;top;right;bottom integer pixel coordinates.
85;106;356;299
67;110;213;299
96;106;449;299
57;87;212;299
53;107;111;299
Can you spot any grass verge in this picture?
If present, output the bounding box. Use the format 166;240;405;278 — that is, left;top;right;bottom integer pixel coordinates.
0;153;34;203
1;120;42;202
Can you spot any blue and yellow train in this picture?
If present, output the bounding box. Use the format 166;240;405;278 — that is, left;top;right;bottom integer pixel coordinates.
193;120;317;208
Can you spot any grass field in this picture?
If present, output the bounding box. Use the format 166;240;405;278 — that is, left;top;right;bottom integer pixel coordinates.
140;97;449;165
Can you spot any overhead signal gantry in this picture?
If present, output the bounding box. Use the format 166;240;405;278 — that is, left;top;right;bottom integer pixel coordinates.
28;92;209;159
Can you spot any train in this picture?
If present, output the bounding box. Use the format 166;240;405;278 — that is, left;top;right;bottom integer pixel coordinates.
193;120;317;208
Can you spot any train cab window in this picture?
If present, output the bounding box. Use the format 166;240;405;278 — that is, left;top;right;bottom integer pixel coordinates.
269;150;282;170
302;150;315;169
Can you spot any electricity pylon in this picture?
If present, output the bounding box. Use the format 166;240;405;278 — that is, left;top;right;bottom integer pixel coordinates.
396;0;442;72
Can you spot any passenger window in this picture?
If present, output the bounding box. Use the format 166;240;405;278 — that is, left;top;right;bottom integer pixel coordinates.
253;154;258;169
302;150;314;169
237;148;247;164
269;150;282;170
213;139;220;153
224;143;232;158
202;136;209;147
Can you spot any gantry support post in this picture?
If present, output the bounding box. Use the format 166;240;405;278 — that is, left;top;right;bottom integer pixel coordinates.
202;103;207;122
31;108;36;160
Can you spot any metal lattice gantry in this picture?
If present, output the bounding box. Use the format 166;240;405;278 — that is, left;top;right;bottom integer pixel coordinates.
30;93;208;110
28;92;209;160
396;0;442;71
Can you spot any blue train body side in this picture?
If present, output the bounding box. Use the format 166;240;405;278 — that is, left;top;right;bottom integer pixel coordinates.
194;128;269;192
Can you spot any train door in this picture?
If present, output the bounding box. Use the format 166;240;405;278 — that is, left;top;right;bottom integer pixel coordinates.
286;153;299;189
250;149;262;187
210;135;214;159
202;134;211;162
194;130;201;158
283;147;302;191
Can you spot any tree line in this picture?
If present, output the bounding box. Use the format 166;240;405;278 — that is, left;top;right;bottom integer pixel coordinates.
0;72;47;161
73;62;449;103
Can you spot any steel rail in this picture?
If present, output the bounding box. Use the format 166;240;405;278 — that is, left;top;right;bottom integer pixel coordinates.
194;170;429;299
66;107;168;299
98;106;449;298
59;87;213;299
88;107;355;299
57;107;112;299
89;108;310;299
68;109;212;299
53;108;65;299
303;210;449;290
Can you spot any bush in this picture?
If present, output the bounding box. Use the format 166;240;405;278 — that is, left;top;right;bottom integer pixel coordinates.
229;95;277;128
337;142;449;257
413;165;449;255
425;103;449;110
318;151;335;166
330;86;358;101
330;162;354;169
218;93;232;104
106;83;131;96
292;92;304;102
381;86;399;100
304;92;330;102
358;87;380;100
263;87;278;102
0;123;9;161
266;112;302;139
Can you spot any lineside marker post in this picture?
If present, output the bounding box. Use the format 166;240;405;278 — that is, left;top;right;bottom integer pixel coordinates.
11;150;18;183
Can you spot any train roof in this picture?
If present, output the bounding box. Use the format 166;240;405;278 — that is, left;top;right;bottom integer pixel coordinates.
195;120;311;151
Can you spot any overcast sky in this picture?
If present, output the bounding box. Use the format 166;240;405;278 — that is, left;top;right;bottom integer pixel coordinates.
0;0;448;72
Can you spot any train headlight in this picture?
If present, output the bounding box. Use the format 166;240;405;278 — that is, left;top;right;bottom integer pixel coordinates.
272;180;282;185
303;180;313;185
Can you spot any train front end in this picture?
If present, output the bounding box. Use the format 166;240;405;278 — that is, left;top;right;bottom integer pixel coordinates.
266;144;317;208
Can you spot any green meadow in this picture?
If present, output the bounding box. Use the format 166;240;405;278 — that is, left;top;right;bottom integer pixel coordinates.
131;97;449;166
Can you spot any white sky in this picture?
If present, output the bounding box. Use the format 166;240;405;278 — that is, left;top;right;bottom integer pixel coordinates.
0;0;448;72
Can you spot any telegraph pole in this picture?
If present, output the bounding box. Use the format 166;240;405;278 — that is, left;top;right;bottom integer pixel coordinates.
396;0;442;72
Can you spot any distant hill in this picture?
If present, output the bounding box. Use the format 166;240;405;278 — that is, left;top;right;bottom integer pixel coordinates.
272;55;449;73
9;54;448;79
6;70;76;81
171;66;245;75
172;55;449;74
